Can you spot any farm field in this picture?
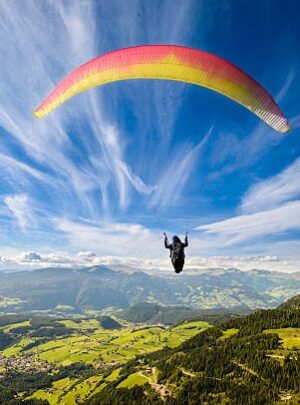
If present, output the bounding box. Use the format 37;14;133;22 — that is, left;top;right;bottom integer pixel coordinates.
264;327;300;349
0;317;210;404
29;320;210;366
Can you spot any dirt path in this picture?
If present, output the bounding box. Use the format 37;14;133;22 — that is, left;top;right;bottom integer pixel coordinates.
266;354;284;359
232;360;260;377
180;367;196;377
138;367;169;398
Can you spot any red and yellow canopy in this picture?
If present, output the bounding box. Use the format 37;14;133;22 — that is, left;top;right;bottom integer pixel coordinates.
34;45;290;133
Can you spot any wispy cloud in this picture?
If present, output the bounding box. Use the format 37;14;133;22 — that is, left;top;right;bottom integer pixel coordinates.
208;70;294;179
149;127;212;208
0;1;298;263
4;194;36;231
195;153;300;256
0;153;49;187
53;218;163;258
197;201;300;245
241;158;300;213
275;70;295;103
0;1;159;223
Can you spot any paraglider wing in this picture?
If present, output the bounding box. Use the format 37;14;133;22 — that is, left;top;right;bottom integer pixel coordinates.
34;45;291;133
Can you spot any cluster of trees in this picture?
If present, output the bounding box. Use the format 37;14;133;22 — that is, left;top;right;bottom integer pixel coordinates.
56;362;95;380
120;302;249;326
0;362;96;404
8;399;49;405
0;315;75;352
0;371;52;404
88;384;163;405
0;314;28;326
0;330;13;350
220;306;300;334
156;330;300;402
97;315;123;330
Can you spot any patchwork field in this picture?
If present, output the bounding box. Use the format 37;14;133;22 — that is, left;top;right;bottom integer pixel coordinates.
27;320;209;366
0;317;210;404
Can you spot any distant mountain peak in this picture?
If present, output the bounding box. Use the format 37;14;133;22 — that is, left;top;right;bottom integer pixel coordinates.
278;293;300;310
84;265;116;274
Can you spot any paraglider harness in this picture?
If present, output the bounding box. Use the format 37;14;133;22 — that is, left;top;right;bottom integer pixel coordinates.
171;241;185;261
171;242;185;273
164;234;188;274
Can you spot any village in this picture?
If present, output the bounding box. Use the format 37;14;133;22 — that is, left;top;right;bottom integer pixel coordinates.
0;353;51;375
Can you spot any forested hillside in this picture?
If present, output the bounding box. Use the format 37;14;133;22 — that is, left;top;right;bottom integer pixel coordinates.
88;294;300;404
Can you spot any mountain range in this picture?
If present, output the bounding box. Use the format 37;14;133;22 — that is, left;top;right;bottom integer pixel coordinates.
0;266;299;313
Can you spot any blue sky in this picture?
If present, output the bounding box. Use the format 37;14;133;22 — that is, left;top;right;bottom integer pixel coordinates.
0;0;299;270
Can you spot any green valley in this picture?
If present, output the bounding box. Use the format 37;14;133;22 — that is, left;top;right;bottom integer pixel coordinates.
0;315;209;404
1;295;300;404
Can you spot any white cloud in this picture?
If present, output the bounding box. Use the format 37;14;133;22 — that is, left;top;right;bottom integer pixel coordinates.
17;251;42;262
0;1;158;223
184;255;300;273
54;218;162;258
241;158;300;213
192;154;300;258
290;114;300;129
77;251;97;260
197;200;300;245
0;249;299;274
149;127;212;207
4;194;36;231
275;70;295;103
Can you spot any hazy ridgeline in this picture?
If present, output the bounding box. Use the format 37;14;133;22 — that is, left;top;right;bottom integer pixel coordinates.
0;266;300;314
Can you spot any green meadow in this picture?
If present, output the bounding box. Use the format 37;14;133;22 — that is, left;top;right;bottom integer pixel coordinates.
117;372;148;389
0;318;210;404
218;328;239;340
264;327;300;349
27;320;210;367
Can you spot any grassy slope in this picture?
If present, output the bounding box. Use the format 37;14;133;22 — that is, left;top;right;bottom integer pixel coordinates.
264;328;300;349
218;328;239;340
118;372;148;388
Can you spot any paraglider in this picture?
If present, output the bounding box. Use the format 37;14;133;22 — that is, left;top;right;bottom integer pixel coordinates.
34;45;291;133
164;232;188;273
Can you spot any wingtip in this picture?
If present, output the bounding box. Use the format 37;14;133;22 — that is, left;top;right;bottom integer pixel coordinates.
34;109;42;119
283;123;292;134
